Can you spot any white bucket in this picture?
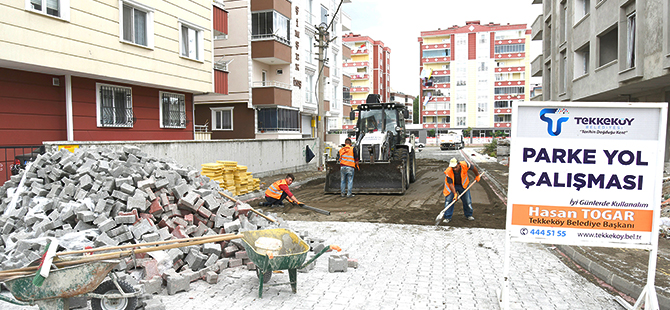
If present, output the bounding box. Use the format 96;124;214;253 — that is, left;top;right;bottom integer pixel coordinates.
254;237;282;256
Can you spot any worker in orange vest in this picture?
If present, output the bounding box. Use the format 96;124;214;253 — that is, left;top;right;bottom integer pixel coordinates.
259;174;301;207
338;138;359;197
442;158;481;224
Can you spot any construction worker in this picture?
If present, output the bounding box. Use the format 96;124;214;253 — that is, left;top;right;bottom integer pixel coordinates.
338;138;359;197
259;174;300;207
442;157;481;224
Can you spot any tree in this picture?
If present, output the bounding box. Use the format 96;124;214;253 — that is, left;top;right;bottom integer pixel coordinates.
462;127;473;138
427;129;436;137
412;97;419;124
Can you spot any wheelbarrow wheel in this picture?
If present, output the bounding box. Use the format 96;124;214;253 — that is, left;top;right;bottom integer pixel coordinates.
91;279;137;310
256;269;272;283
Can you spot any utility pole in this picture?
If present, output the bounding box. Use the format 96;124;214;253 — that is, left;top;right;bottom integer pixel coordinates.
315;23;329;170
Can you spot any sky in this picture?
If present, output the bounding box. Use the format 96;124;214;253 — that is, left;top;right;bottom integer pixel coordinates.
342;0;542;96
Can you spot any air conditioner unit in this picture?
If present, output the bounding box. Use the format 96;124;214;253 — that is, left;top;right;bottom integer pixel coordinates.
52;78;60;86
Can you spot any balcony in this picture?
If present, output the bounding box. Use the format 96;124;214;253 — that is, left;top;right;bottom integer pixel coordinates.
351;99;366;106
351;74;369;80
422;43;450;50
350;86;370;93
351;48;369;55
494;66;525;73
252;40;291;64
494;94;525;101
494;80;525;87
494;108;513;114
431;70;450;75
422;123;451;129
531;54;543;77
494;122;512;128
532;0;541;3
422;83;450;90
343;61;370;69
341;11;351;32
531;14;543;41
421;110;450;116
252;81;292;106
422;56;451;64
494;53;526;60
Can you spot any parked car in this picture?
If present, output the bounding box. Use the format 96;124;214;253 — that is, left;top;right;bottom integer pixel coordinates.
10;148;43;175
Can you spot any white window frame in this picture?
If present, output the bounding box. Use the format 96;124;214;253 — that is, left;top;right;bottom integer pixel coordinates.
119;0;154;49
26;0;70;21
158;91;186;128
211;107;234;131
96;83;134;128
179;19;206;62
456;116;466;127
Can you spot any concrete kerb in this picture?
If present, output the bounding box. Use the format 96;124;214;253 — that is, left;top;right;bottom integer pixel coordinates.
461;149;670;310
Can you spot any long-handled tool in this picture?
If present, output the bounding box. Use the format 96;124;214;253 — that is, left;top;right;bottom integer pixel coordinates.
434;174;482;226
218;191;278;223
287;197;331;216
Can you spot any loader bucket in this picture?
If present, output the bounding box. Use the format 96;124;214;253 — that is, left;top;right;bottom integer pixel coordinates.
324;160;407;194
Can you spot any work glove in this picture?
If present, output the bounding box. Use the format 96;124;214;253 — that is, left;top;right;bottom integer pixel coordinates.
475;175;481;182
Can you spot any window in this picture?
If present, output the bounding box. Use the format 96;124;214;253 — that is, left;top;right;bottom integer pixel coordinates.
545;66;551;100
478;62;488;71
494;44;525;54
257;108;300;132
252;11;290;45
598;26;618;67
441;116;450;123
560;50;567;93
494;86;525;94
575;0;590;23
97;84;133;127
456;80;466;86
494;30;524;40
431;76;450;84
477;102;488;113
306;74;314;103
306;35;314;64
456;117;466;127
307;0;313;24
494;101;511;108
321;5;328;25
327;118;337;130
574;43;590;77
456;103;467;113
120;1;154;48
180;21;204;61
27;0;70;20
332;83;338;109
626;6;636;69
495;115;512;123
160;92;186;128
560;0;567;43
211;107;233;130
422;49;451;58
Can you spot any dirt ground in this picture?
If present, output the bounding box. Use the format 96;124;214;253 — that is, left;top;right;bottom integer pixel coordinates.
250;147;670;303
254;156;506;229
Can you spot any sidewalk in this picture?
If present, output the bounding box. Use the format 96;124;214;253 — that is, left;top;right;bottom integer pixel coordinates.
464;147;670;309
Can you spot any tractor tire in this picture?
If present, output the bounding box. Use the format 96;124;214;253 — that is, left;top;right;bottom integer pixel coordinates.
400;149;410;190
91;279;137;310
409;151;416;183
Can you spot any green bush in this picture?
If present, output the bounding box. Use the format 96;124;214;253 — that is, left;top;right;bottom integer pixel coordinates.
484;138;498;157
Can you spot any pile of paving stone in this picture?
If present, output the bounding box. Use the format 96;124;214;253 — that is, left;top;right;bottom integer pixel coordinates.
0;147;297;307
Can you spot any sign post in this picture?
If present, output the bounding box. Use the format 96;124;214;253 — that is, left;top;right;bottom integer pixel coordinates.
500;102;667;309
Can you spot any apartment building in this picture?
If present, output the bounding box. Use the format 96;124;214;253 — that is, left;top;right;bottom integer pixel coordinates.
531;0;670;160
342;34;391;130
390;92;417;124
418;21;531;137
194;0;350;140
0;0;213;145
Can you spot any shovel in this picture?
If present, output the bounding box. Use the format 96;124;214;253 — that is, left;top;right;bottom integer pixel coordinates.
287;198;331;216
434;173;483;226
218;191;278;223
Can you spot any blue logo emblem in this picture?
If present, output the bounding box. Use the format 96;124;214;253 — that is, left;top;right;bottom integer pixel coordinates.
540;108;570;136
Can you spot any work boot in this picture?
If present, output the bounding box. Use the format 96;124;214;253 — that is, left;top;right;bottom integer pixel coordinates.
341;193;346;197
442;218;451;224
258;201;267;207
467;216;475;221
346;193;355;198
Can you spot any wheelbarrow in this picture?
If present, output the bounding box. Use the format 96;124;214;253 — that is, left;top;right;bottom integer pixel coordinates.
240;228;340;298
0;260;139;310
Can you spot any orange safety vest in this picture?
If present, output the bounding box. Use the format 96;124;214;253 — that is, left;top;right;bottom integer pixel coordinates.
339;145;356;168
265;179;288;199
443;161;470;196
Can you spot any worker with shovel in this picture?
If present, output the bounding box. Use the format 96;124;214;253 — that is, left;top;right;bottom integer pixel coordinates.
259;174;301;207
441;158;481;224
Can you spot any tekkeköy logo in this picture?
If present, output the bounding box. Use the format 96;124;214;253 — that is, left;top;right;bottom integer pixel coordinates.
539;108;570;136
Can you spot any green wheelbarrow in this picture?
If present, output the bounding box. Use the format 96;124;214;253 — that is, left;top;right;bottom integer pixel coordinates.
0;260;139;310
240;228;340;298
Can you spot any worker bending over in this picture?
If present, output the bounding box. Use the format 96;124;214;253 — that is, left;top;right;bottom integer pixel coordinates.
442;158;481;224
259;174;301;207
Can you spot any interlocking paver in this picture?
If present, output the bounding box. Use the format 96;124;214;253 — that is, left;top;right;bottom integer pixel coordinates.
0;221;624;310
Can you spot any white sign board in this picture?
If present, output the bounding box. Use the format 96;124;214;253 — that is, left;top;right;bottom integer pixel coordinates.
507;102;667;249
